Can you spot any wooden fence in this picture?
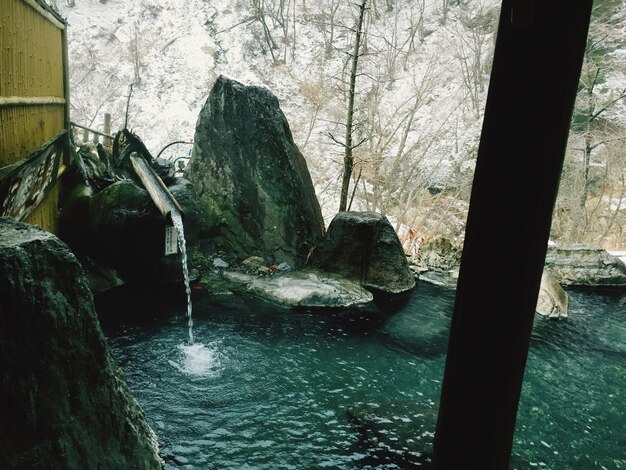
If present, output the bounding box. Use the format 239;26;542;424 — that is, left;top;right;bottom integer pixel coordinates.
0;0;69;234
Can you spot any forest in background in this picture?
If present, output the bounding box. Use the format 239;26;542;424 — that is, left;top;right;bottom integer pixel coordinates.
57;0;626;249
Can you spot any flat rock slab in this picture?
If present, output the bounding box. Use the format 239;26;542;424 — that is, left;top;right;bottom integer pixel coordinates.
222;270;373;309
545;245;626;288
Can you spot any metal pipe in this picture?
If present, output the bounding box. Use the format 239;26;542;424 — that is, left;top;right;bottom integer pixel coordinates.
155;140;193;160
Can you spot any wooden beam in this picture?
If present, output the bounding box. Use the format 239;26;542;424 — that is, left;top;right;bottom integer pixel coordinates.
103;113;112;146
433;1;592;468
0;96;66;107
129;153;184;221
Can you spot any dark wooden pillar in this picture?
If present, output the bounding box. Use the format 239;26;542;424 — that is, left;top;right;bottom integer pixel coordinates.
433;1;592;468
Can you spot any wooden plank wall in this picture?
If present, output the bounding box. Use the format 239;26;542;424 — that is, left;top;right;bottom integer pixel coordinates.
0;0;67;233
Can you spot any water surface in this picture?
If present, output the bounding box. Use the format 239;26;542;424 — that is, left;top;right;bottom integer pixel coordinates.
104;283;626;469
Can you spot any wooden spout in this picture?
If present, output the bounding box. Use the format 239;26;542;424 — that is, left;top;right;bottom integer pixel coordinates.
129;152;184;221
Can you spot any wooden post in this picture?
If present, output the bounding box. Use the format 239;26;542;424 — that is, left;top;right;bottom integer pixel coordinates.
103;113;112;146
433;1;592;468
61;21;70;164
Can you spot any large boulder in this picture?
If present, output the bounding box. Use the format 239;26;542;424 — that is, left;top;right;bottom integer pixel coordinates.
413;236;462;289
0;218;162;469
535;270;568;319
312;212;416;310
544;245;626;288
186;75;325;269
168;177;194;216
347;400;436;467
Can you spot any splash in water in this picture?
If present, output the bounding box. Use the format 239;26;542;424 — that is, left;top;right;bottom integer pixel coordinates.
170;342;223;377
171;211;193;344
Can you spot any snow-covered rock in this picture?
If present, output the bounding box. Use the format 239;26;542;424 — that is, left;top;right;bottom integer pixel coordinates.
544;245;626;288
535;270;568;319
222;270;373;309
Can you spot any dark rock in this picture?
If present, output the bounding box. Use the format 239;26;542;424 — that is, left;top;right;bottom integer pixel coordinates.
89;180;152;230
167;178;194;214
86;180;183;285
58;182;94;252
186;75;325;269
78;255;125;295
347;400;435;468
312;211;415;310
382;283;454;357
0;218;162;469
151;157;176;185
544;245;626;288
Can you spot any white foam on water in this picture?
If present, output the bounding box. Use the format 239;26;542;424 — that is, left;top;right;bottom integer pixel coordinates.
171;343;223;377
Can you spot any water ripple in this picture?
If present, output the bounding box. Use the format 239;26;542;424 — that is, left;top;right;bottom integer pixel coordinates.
106;284;625;469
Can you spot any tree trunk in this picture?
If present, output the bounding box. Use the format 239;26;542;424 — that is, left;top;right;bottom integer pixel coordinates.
339;0;367;212
571;84;594;241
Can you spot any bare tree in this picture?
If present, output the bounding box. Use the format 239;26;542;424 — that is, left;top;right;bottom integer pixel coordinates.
250;0;280;63
317;0;341;56
447;2;497;116
334;0;368;213
442;0;449;24
561;5;626;242
130;22;142;86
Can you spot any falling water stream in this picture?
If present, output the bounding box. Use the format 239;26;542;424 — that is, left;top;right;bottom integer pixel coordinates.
171;211;193;344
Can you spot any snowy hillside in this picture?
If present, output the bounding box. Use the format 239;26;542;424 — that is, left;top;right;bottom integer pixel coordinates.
52;0;626;248
53;1;493;222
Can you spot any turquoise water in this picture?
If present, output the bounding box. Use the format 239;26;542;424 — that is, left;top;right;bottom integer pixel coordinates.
105;283;626;469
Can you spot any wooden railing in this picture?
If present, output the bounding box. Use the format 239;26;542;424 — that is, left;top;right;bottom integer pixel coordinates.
71;113;113;146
